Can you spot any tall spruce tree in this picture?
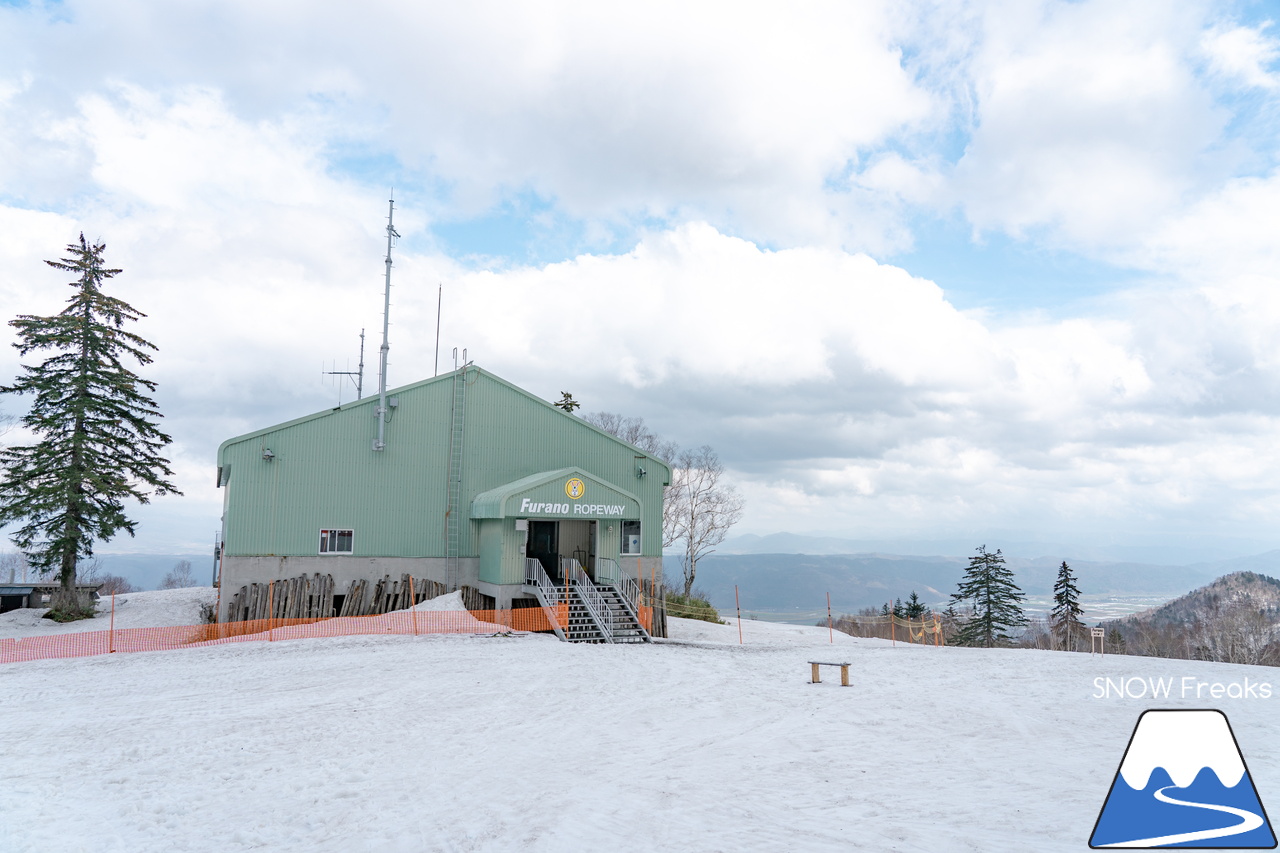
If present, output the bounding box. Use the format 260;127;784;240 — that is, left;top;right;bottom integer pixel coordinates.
950;544;1026;647
0;235;179;621
1050;560;1086;651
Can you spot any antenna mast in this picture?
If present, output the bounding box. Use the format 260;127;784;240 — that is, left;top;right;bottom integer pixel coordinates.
374;197;399;451
323;328;366;402
434;283;442;377
356;328;365;399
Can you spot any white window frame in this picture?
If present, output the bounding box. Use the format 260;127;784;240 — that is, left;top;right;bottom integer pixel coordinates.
319;528;354;554
620;520;642;555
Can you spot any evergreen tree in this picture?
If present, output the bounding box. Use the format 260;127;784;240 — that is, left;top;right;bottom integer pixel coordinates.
904;591;927;619
949;544;1026;647
0;235;179;621
1049;560;1086;651
892;597;904;619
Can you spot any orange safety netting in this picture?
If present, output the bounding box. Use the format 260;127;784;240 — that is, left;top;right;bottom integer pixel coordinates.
0;601;647;665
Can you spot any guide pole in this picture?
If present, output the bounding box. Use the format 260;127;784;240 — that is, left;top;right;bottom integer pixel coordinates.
827;592;833;643
109;594;115;653
735;585;742;645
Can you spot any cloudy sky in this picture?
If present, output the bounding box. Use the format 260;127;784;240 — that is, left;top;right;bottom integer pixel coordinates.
2;0;1280;560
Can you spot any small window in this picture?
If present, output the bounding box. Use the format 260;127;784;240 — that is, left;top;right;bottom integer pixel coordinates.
319;529;354;554
621;520;641;555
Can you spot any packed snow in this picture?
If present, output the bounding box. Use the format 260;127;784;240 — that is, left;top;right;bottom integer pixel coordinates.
0;586;217;638
0;593;1277;852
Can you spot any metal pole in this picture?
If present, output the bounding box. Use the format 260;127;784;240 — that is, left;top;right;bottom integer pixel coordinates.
374;197;398;451
109;593;115;653
357;328;365;399
735;585;742;645
434;283;442;377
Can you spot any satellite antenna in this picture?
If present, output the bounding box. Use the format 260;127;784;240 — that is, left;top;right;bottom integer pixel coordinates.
373;196;399;452
323;329;366;404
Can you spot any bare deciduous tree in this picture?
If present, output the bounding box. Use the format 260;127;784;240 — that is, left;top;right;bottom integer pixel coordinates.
0;550;29;583
666;445;744;597
581;412;678;462
583;414;746;597
160;559;197;589
96;573;137;595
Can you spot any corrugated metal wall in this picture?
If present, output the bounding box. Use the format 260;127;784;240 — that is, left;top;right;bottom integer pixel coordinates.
219;367;670;562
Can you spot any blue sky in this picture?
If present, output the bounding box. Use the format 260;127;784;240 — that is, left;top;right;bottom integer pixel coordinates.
3;0;1280;560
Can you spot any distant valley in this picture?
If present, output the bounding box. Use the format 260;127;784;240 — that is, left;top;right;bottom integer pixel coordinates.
673;548;1280;622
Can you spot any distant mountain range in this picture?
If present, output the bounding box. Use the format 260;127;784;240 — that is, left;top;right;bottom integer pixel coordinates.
715;532;1280;566
1116;571;1280;627
671;547;1280;614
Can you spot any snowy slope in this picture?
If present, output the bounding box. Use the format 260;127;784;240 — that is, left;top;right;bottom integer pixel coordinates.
0;612;1276;852
0;587;218;638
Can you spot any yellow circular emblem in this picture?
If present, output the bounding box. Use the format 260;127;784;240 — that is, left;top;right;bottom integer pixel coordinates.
565;478;585;499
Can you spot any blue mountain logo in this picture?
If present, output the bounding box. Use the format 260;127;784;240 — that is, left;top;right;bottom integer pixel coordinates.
1091;709;1276;848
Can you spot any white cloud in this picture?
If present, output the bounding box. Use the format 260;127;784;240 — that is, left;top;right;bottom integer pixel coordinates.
4;3;1280;554
952;0;1228;249
1201;21;1280;90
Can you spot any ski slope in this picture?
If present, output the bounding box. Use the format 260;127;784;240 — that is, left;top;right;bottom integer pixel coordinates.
0;591;1276;852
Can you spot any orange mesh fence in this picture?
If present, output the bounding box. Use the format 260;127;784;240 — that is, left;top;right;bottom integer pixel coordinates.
0;606;563;666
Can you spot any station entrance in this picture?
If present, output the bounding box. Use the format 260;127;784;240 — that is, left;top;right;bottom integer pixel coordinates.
526;519;598;582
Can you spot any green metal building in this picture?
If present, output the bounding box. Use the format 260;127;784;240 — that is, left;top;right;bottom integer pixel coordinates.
215;365;670;629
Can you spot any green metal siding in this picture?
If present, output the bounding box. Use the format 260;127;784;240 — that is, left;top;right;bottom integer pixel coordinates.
218;367;671;563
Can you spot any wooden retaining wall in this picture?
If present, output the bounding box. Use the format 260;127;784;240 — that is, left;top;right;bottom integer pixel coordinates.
225;574;496;622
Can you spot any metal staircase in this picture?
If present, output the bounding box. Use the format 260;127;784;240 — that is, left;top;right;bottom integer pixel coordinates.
523;558;651;644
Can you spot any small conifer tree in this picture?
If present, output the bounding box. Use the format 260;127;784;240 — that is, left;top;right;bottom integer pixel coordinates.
0;235;179;620
904;591;927;618
950;545;1027;647
1050;560;1086;651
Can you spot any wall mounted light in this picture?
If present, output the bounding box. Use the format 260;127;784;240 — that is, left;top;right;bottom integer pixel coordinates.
262;448;275;462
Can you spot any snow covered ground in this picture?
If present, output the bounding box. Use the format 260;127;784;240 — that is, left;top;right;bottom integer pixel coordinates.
0;587;217;638
0;592;1276;852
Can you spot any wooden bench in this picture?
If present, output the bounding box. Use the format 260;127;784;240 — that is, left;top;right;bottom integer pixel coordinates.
808;660;851;686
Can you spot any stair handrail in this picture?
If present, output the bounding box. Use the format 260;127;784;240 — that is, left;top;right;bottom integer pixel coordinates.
595;556;619;584
526;558;561;604
563;558;613;641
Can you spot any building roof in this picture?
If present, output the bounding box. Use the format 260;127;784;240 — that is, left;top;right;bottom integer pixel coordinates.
215;364;673;487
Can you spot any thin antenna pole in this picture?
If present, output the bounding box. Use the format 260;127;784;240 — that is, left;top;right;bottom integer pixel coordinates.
434;283;442;377
357;328;365;399
374;197;399;451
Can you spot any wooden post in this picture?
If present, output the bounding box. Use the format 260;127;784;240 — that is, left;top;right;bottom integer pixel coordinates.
1091;626;1105;656
827;592;833;643
109;593;116;653
891;613;895;646
811;662;820;683
840;664;849;687
735;585;742;645
267;581;274;642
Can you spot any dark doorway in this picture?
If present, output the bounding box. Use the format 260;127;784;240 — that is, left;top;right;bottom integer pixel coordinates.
1;595;25;614
528;520;559;580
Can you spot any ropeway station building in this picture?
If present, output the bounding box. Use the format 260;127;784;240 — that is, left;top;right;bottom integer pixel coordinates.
214;364;670;641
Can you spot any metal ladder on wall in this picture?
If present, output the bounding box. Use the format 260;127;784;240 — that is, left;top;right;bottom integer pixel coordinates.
444;363;469;592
